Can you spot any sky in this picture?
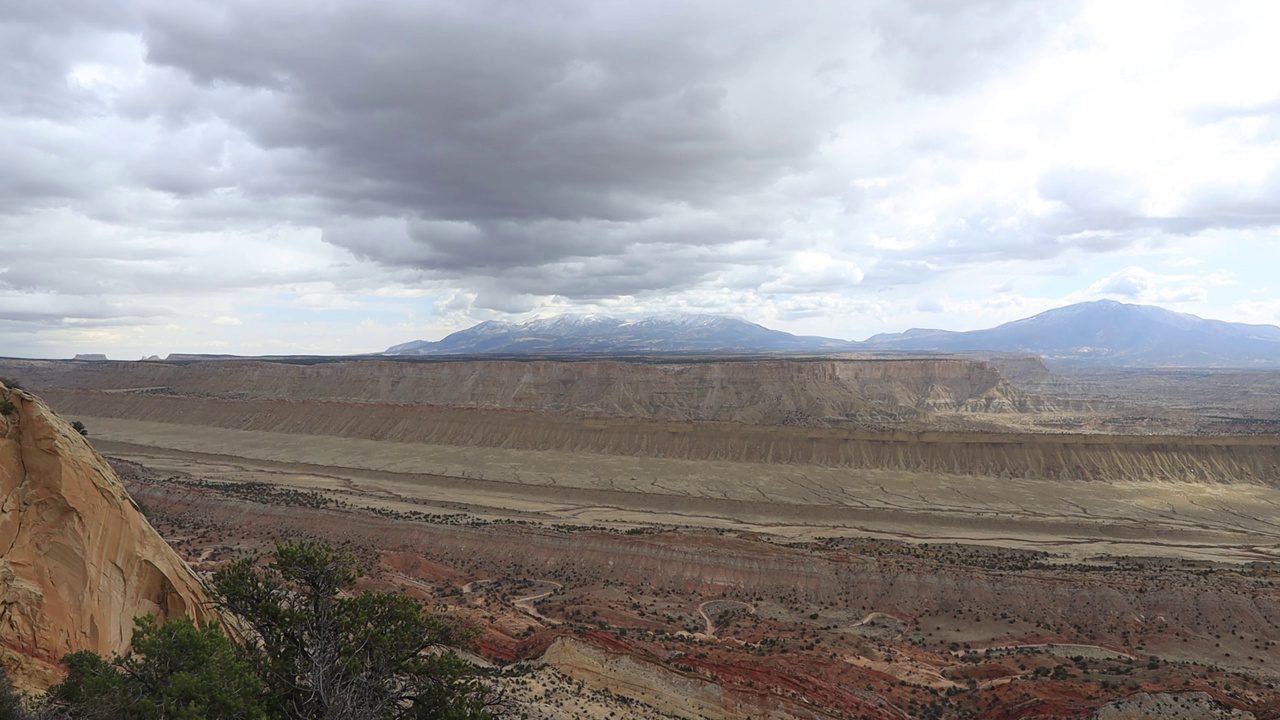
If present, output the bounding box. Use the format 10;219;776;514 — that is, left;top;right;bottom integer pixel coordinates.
4;0;1280;359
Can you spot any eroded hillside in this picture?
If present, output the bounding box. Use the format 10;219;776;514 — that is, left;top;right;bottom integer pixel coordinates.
0;356;1059;425
118;459;1280;720
33;390;1280;486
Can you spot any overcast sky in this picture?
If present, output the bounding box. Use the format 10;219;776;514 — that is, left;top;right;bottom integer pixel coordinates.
4;0;1280;358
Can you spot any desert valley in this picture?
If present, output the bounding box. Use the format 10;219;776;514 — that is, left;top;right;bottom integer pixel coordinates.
5;307;1280;718
9;2;1280;716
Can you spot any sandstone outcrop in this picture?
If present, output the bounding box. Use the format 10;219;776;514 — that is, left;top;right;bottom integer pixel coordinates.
535;634;879;719
0;382;214;688
539;635;729;719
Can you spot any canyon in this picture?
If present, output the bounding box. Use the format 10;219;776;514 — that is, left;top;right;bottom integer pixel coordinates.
2;355;1279;718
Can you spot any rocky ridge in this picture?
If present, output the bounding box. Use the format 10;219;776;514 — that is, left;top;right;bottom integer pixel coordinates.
0;382;214;689
0;356;1051;425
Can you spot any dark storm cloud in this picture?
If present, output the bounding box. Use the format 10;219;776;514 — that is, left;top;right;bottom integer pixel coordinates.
121;0;1072;299
141;1;827;217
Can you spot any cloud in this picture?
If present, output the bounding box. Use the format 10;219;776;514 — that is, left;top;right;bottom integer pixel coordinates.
3;0;1280;357
870;0;1076;94
760;251;864;294
1089;266;1208;304
129;0;1077;297
0;290;167;325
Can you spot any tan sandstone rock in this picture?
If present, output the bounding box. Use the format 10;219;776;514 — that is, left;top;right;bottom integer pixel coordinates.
0;382;214;689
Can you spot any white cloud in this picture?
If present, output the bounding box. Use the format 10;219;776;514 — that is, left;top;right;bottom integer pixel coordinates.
1088;266;1209;304
759;251;864;294
290;294;359;311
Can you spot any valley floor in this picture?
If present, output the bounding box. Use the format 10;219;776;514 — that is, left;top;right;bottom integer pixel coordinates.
85;416;1280;564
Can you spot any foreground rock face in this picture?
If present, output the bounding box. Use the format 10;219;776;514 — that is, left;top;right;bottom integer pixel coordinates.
0;382;213;687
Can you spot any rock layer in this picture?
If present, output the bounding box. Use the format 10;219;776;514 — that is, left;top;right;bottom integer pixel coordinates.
0;356;1052;424
0;383;213;687
44;391;1280;486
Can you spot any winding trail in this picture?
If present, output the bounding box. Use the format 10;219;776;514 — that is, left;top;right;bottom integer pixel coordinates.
850;611;906;629
698;600;754;638
462;578;564;626
513;580;564;626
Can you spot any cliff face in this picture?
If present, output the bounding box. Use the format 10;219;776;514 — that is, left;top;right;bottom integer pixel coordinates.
39;391;1280;485
0;357;1050;424
0;383;213;687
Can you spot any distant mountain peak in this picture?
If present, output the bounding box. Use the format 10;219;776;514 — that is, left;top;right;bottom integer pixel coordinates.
524;314;622;331
865;300;1280;367
384;312;846;356
383;302;1280;367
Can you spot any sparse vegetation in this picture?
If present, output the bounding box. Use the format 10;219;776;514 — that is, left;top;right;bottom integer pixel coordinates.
40;542;500;720
0;401;14;417
70;421;88;437
213;541;500;719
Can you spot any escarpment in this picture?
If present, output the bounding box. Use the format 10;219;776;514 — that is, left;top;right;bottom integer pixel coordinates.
0;382;214;687
12;356;1280;485
0;356;1055;424
40;391;1280;485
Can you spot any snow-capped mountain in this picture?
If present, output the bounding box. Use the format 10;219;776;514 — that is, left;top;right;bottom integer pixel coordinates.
386;302;1280;366
862;300;1280;366
384;313;854;355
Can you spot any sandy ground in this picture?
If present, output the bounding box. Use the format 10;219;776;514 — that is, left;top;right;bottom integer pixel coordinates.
79;415;1280;563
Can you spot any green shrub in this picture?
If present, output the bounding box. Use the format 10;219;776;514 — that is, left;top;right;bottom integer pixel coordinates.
43;542;500;720
48;616;266;720
214;541;499;719
0;401;15;417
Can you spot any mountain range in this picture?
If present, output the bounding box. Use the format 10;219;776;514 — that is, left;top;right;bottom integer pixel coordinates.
385;313;852;355
385;300;1280;367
